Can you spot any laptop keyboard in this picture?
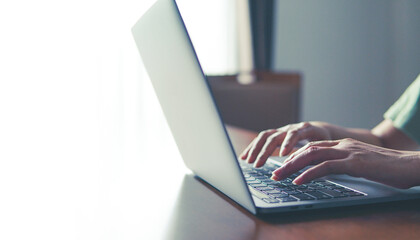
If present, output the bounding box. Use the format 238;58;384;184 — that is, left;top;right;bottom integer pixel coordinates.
240;162;366;204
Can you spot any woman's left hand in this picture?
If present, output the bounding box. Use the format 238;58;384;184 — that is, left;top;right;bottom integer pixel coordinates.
271;138;420;189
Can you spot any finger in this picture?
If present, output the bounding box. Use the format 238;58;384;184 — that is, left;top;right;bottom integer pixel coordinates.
283;140;339;164
279;122;311;156
272;146;346;181
254;131;286;168
246;129;277;164
239;139;256;160
292;159;348;185
279;129;301;156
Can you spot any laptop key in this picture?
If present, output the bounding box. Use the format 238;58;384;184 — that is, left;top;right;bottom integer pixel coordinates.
246;180;261;184
321;181;335;187
240;165;251;170
249;183;267;188
290;174;300;179
298;187;319;193
258;169;272;174
256;186;274;191
265;164;278;171
305;191;332;200
319;189;347;198
260;179;275;183
270;193;289;198
249;187;271;200
262;198;280;204
307;183;324;189
279;196;298;202
273;187;293;192
253;175;268;180
271;182;287;187
290;193;316;201
282;190;301;195
264;189;282;194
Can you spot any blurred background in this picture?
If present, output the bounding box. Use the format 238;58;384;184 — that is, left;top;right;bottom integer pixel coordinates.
0;0;419;239
180;0;420;129
273;1;420;129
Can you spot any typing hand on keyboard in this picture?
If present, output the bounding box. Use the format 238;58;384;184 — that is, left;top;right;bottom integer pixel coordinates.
240;162;364;203
239;122;331;168
239;120;420;190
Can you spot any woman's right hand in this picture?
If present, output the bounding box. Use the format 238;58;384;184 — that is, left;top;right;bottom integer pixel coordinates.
239;122;332;168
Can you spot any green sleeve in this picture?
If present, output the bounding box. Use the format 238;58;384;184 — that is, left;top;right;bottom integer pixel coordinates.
384;75;420;145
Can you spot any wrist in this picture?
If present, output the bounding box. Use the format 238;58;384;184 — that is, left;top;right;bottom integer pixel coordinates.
310;121;336;140
400;151;420;188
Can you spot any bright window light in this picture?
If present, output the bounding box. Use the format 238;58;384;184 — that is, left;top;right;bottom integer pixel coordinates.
176;0;237;75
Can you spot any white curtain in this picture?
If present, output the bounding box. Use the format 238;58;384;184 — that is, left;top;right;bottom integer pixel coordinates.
0;0;234;238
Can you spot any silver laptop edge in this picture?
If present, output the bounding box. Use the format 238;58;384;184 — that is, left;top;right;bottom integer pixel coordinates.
132;0;420;214
131;0;256;214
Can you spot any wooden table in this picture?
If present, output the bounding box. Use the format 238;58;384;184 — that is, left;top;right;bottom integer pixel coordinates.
161;126;420;240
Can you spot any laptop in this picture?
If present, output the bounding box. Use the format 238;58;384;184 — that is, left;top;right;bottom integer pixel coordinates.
131;0;420;214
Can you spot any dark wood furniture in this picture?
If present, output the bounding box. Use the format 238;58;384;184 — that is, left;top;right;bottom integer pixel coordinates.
161;126;420;240
207;71;301;132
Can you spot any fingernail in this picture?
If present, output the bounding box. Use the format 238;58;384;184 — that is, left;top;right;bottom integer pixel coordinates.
272;167;282;175
271;175;279;181
292;178;302;185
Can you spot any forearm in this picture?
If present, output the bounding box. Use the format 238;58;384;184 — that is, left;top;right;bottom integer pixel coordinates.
367;149;420;188
371;119;420;151
312;120;419;150
311;121;382;146
398;151;420;188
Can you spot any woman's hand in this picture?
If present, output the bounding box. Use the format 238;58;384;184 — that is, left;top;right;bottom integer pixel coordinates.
271;138;420;189
239;122;332;168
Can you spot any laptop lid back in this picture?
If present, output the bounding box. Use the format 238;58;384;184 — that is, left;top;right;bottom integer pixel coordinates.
132;0;256;214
